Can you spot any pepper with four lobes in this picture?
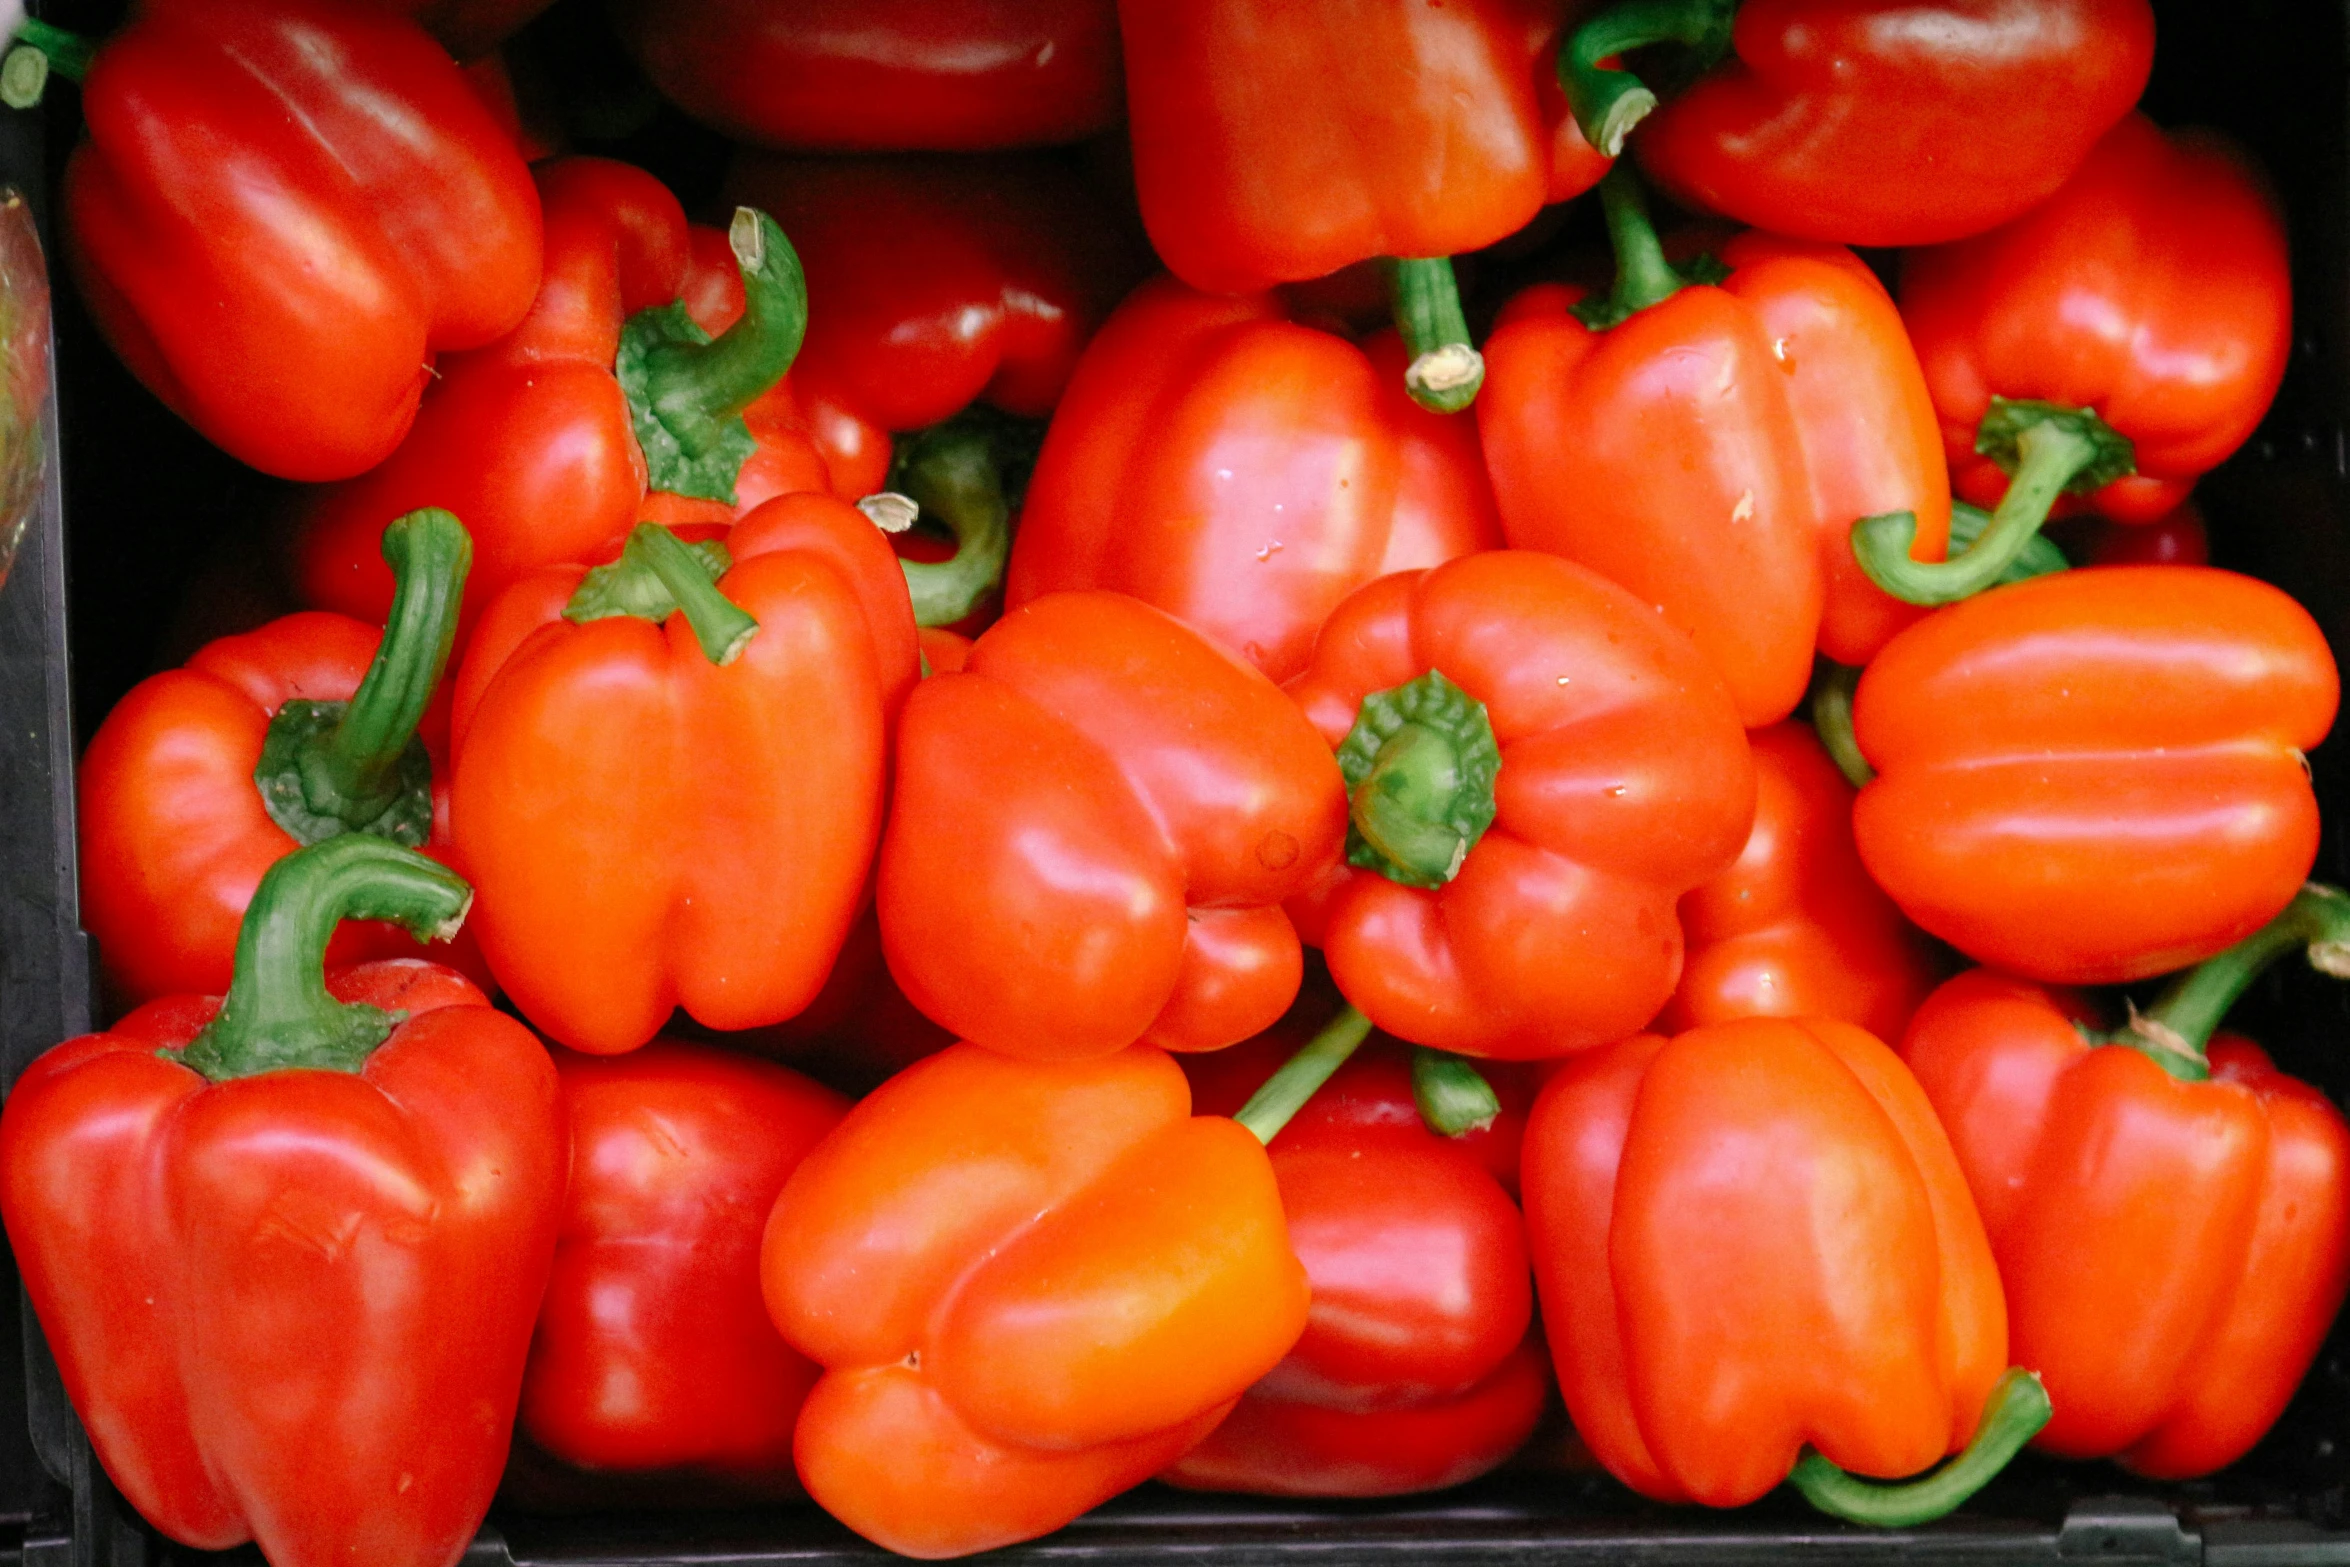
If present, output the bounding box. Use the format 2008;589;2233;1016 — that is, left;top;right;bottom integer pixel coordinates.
1863;113;2291;601
1117;0;1612;412
1900;885;2350;1476
1524;1014;2048;1523
1007;276;1504;684
291;161;812;643
1480;173;1952;725
44;0;542;481
612;0;1122;152
521;1040;848;1491
0;837;565;1567
80;509;479;1003
1829;566;2337;985
451;501;919;1055
1560;0;2153;246
1284;551;1754;1059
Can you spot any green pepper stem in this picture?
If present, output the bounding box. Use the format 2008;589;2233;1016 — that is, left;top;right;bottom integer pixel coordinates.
2;21;95;108
1235;1006;1374;1145
630;523;759;664
641;208;806;451
2122;885;2350;1073
321;510;469;810
1338;670;1502;890
1576;164;1686;331
1790;1368;2050;1528
891;421;1015;627
1808;663;1874;790
170;838;473;1083
1854;417;2110;606
1557;0;1734;156
1413;1048;1502;1138
1387;257;1484;414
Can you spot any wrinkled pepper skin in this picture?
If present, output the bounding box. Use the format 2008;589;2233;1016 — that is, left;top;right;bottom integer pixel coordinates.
762;1042;1308;1559
878;592;1347;1063
1523;1017;2006;1506
1288;553;1753;1058
0;959;562;1567
1120;0;1609;294
1008;278;1504;684
1902;972;2350;1475
522;1041;848;1487
1851;567;2337;984
1635;0;2153;247
613;0;1121;152
1481;230;1949;722
64;0;540;481
1902;114;2292;526
452;502;919;1055
1660;722;1939;1043
1169;1032;1546;1496
366;0;554;58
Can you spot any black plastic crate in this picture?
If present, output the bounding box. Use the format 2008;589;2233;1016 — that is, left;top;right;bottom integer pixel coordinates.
8;0;2350;1562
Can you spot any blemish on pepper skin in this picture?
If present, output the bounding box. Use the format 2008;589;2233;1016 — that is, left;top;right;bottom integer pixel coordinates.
1257;831;1300;870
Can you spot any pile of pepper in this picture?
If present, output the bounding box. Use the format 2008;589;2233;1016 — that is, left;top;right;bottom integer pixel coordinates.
0;1;2341;1563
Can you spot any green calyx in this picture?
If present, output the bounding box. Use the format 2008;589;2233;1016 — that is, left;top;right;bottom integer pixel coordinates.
255;508;470;851
1557;0;1736;157
1413;1048;1502;1138
1234;1006;1375;1145
1386;257;1484;414
2;20;95;109
564;523;759;665
882;408;1042;627
1790;1368;2051;1528
1571;164;1720;332
167;836;474;1083
1853;400;2133;607
618;206;808;505
1337;671;1501;890
2099;883;2350;1083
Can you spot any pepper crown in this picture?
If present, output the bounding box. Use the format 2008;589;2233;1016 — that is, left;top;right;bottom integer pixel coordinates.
564;522;760;665
1338;670;1502;890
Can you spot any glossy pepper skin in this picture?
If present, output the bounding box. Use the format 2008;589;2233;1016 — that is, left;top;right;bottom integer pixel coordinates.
63;0;540;481
1482;216;1950;723
291;160;814;638
452;502;919;1055
1008;277;1505;685
1591;0;2153;247
1903;114;2291;529
762;1042;1308;1558
1524;1017;2013;1510
1900;900;2350;1476
1848;566;2338;985
612;0;1121;151
80;511;477;1003
0;839;563;1567
1660;722;1939;1042
878;591;1347;1063
1168;1030;1546;1497
1287;552;1753;1059
522;1041;848;1487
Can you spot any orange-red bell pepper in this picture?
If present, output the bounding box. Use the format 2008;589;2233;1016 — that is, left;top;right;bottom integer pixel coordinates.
1900;885;2350;1476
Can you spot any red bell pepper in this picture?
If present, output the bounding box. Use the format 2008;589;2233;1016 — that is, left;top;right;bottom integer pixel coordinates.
0;837;564;1567
1007;277;1504;684
878;591;1347;1063
1860;114;2291;601
1833;566;2337;985
1900;885;2350;1476
1480;178;1952;723
521;1040;848;1487
51;0;541;481
1119;0;1612;412
1559;0;2153;247
762;1033;1341;1558
1167;1024;1547;1497
1286;552;1754;1059
80;509;478;1003
611;0;1121;152
364;0;554;58
451;502;919;1055
1523;1014;2045;1521
289;159;811;640
1660;721;1939;1043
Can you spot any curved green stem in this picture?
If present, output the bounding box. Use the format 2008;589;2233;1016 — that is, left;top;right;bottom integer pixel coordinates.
1558;0;1735;156
1337;671;1501;889
1854;402;2133;606
169;838;473;1082
564;523;758;665
1790;1369;2050;1528
888;415;1023;627
2;20;95;109
1235;1006;1374;1145
2111;885;2350;1081
255;509;469;849
1572;164;1689;332
619;207;808;504
1414;1048;1501;1138
1807;663;1874;790
1387;257;1483;414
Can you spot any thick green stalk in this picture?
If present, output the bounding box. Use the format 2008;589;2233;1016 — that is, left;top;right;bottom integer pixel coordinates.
1235;1006;1374;1145
1413;1048;1502;1138
1789;1369;2051;1528
563;523;759;665
1387;257;1484;414
2108;884;2350;1083
1572;165;1690;332
889;417;1019;627
1556;0;1736;156
3;20;96;109
1807;663;1874;790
